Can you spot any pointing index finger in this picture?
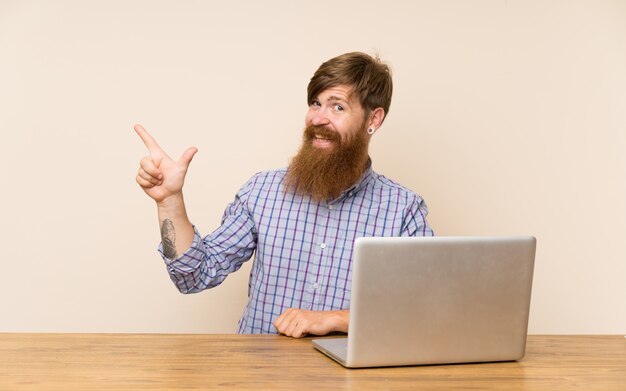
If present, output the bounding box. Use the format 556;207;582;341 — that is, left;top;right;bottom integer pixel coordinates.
134;124;163;154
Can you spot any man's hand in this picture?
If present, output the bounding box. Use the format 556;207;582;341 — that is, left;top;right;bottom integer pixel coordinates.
134;124;198;204
273;309;349;338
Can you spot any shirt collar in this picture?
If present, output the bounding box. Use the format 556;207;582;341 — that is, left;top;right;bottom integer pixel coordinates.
328;158;375;204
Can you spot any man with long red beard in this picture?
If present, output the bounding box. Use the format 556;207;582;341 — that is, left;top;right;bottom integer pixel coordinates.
135;52;433;338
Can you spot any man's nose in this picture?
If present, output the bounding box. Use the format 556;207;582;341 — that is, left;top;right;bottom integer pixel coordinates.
310;108;330;126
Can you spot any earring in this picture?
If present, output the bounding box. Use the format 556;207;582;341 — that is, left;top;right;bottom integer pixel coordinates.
367;127;375;135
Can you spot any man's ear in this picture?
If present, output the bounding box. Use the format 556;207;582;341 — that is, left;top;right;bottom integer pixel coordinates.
368;108;385;132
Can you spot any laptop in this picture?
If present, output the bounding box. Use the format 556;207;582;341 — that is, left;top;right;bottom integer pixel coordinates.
312;236;536;368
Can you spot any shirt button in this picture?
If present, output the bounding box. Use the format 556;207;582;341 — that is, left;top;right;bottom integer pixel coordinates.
320;243;326;249
313;283;319;289
328;204;333;210
348;192;353;197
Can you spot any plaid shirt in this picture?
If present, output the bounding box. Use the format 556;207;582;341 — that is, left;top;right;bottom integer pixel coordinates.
159;162;433;333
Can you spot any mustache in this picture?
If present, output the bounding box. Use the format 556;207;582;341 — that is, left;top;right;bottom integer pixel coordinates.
304;125;341;143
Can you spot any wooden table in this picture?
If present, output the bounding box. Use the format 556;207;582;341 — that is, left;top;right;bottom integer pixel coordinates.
0;334;624;390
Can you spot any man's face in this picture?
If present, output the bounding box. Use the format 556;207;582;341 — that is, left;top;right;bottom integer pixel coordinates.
304;85;368;148
284;85;372;202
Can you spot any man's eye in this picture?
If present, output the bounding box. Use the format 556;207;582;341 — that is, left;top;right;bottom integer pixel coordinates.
334;104;344;111
311;101;321;107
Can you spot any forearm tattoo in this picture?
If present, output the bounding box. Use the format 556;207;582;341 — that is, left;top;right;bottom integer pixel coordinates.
161;219;176;259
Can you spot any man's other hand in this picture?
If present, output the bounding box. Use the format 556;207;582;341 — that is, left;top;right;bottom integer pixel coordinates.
273;308;349;338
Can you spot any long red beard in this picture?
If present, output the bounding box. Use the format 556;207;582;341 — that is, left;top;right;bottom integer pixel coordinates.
284;124;370;202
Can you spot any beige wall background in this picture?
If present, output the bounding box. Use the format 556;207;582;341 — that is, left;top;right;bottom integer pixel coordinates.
1;0;624;334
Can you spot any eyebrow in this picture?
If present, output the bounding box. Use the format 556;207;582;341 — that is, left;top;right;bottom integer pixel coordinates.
325;95;352;107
